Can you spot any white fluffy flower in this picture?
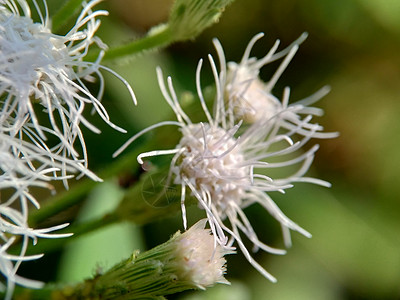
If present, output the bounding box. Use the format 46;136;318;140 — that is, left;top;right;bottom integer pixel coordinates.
174;219;231;289
0;125;79;298
214;32;338;140
115;45;335;281
0;208;72;298
0;0;135;170
0;237;44;299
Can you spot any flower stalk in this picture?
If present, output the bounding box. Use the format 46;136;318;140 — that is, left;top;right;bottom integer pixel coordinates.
14;220;231;300
88;25;174;62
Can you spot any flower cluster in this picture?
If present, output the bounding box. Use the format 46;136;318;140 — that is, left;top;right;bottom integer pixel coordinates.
116;33;337;281
0;0;134;297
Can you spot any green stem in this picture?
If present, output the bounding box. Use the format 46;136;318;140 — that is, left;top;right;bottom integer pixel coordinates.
86;25;173;62
52;0;85;33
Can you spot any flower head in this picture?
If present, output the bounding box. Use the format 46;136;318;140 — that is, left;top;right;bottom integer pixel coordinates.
0;125;77;299
115;34;336;282
214;32;338;140
0;0;135;170
173;219;231;289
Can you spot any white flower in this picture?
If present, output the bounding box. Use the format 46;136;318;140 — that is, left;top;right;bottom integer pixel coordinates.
174;219;231;289
214;32;338;140
0;198;72;299
0;237;44;300
0;126;78;299
115;45;335;281
0;220;72;300
0;0;136;172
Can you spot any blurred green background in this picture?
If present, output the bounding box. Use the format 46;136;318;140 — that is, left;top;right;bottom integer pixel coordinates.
22;0;400;299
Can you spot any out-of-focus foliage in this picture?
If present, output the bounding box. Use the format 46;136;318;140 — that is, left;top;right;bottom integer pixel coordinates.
57;181;143;283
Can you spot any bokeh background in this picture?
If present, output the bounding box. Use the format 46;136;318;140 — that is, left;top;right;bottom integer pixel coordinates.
21;0;400;299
